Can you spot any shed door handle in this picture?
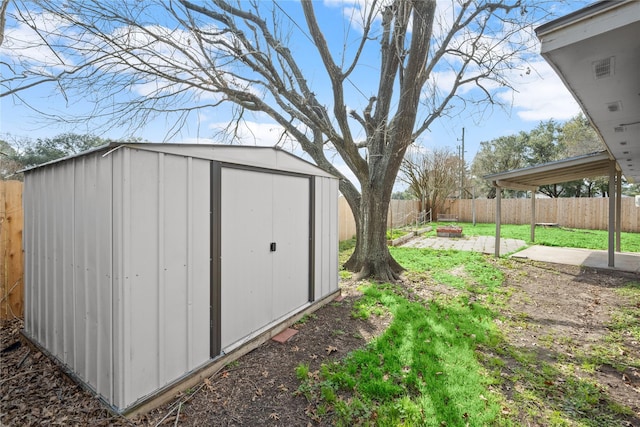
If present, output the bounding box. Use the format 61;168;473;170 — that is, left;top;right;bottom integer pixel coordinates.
270;242;277;252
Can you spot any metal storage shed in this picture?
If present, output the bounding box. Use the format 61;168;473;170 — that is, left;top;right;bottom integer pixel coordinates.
21;143;340;414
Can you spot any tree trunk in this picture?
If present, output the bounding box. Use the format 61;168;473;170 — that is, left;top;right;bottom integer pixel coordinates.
343;184;404;282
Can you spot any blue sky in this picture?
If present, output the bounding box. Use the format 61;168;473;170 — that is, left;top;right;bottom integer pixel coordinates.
0;1;588;185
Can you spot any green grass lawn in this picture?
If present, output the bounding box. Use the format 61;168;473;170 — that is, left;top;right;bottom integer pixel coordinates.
426;222;640;252
386;228;409;240
298;244;640;426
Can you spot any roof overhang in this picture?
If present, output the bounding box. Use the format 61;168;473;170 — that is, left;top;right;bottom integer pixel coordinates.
535;0;640;183
484;151;614;190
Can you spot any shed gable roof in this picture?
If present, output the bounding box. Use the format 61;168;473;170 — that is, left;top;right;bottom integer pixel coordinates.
21;143;336;179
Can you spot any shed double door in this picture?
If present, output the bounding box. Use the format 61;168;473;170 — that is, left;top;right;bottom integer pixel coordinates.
219;167;310;350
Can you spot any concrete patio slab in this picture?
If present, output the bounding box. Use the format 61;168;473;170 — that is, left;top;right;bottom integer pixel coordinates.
402;235;527;255
512;246;640;274
401;235;639;274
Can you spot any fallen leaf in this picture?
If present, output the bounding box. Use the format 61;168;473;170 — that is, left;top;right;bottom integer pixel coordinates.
269;412;280;420
326;345;338;354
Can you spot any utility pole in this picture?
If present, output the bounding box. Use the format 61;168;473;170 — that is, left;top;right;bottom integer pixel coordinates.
458;127;465;198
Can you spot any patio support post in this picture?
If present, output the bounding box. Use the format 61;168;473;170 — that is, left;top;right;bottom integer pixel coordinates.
530;190;536;242
472;184;476;226
608;160;616;267
616;170;622;252
495;184;502;257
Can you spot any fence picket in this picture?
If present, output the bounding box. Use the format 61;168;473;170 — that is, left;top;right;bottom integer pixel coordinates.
1;181;24;320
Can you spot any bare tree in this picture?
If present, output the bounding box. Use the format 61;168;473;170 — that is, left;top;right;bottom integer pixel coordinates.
400;147;460;217
0;0;9;46
1;0;549;280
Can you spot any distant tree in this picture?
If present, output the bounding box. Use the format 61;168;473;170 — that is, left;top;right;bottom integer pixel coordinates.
473;115;611;198
524;120;569;197
471;133;528;198
0;139;23;179
400;147;460;216
623;183;640;196
11;133;108;168
525;120;561;165
391;190;414;200
558;113;607;197
559;113;604;157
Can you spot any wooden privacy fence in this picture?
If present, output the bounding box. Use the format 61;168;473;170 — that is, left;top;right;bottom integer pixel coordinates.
338;196;421;241
1;181;23;320
339;196;639;240
449;197;639;233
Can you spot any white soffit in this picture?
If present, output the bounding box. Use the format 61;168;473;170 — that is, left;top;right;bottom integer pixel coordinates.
536;0;640;183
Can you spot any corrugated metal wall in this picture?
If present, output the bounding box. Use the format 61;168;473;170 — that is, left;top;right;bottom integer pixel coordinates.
111;149;210;409
314;177;339;300
24;153;114;402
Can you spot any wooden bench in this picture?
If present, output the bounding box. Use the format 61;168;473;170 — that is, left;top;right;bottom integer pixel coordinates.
437;213;458;222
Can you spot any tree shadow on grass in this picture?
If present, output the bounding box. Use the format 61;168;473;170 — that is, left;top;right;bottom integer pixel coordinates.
301;284;505;426
300;281;639;426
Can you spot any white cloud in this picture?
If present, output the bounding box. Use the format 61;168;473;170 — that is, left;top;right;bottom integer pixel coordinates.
175;137;218;145
207;120;299;148
0;13;75;71
497;60;580;122
334;161;359;188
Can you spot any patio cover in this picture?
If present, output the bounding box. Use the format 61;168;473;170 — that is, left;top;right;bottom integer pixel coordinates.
484;151;622;267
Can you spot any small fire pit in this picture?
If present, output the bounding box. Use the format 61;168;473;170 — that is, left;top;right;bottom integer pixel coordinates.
436;225;463;238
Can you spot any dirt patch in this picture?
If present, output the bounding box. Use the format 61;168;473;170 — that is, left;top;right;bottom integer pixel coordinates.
498;260;640;425
1;260;639;426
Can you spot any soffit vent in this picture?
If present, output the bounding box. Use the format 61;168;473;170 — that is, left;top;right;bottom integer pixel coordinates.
593;57;614;79
614;126;626;133
606;101;622;112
